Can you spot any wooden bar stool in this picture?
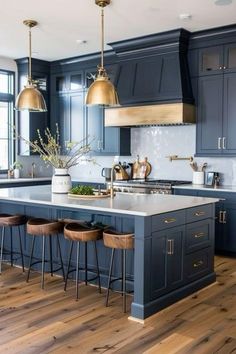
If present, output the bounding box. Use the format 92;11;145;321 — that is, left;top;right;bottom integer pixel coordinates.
64;222;102;300
103;230;134;313
26;218;65;289
0;214;27;274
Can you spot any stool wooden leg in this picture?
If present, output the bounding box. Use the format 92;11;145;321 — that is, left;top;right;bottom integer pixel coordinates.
94;241;101;293
85;242;88;286
122;249;127;313
0;226;5;274
49;235;53;276
10;227;13;267
18;226;25;272
41;235;46;289
76;241;80;300
26;235;35;282
64;240;73;291
57;235;65;281
105;248;115;307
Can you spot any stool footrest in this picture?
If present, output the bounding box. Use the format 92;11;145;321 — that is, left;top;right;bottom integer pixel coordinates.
29;259;63;274
66;267;100;283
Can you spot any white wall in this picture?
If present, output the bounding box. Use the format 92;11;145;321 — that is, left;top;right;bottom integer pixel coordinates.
0;56;17;72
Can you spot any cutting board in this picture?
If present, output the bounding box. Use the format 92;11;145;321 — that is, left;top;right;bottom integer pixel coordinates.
132;157;152;179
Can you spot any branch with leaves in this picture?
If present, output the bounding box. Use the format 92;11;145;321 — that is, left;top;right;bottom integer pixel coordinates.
13;124;95;169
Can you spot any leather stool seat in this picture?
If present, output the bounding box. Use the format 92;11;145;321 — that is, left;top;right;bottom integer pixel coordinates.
103;230;134;313
0;214;27;273
0;214;27;226
27;218;64;236
64;222;102;300
26;218;65;289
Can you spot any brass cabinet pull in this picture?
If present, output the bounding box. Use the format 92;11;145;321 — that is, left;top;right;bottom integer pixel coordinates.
193;260;204;268
219;210;226;224
194;232;205;238
194;211;205;217
167;239;174;255
222;137;226;150
164;218;177;224
222;211;227;224
219;210;223;223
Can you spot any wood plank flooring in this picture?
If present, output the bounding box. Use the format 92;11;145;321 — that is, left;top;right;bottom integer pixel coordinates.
0;256;236;354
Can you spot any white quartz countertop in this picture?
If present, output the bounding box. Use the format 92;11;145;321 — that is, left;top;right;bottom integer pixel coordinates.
0;185;219;217
0;177;51;184
173;184;236;193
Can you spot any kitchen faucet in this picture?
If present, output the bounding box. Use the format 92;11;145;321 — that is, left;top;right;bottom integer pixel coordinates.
110;164;115;199
31;162;36;178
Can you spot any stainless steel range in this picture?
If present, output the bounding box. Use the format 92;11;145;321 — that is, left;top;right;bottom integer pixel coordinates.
109;179;191;194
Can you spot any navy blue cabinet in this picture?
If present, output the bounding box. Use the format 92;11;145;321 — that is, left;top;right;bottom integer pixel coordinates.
151;226;185;299
173;188;236;257
51;63;130;156
196;75;223;155
196;72;236;156
198;43;236;76
16;59;50;156
51;71;84;95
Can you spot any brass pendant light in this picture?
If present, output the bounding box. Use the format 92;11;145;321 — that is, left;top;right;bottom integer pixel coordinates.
85;0;119;106
15;20;47;112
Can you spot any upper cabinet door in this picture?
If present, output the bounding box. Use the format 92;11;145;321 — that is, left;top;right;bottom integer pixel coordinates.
51;71;84;94
69;91;85;144
196;75;223;155
222;73;236;154
199;46;224;76
224;43;236;73
69;71;84;91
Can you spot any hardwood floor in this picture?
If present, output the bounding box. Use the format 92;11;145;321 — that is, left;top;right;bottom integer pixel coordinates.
0;256;236;354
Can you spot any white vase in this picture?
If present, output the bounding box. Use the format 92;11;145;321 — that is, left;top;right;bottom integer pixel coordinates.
51;168;72;194
14;168;20;179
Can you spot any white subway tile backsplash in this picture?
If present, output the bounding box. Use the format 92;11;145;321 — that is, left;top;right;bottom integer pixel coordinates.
18;125;236;185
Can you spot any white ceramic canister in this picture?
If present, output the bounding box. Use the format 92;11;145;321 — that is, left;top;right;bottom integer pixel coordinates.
51;168;72;193
192;171;205;185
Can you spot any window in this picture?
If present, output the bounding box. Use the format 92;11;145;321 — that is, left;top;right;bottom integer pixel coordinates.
0;70;14;172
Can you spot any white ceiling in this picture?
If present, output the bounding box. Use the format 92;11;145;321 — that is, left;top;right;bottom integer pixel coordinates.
0;0;236;61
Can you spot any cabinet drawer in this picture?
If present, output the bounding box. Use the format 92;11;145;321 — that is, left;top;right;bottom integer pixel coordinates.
186;220;212;254
185;249;214;282
152;210;185;232
186;204;212;223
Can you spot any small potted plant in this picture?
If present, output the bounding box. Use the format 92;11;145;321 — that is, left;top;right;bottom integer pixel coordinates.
13;161;23;179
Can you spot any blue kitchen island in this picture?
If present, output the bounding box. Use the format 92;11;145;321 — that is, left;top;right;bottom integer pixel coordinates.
0;185;218;320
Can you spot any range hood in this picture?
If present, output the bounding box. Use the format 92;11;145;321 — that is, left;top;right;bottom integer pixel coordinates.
105;29;195;127
105;103;195;127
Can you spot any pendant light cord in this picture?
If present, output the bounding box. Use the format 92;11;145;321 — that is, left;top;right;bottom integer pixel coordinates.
101;6;104;69
28;26;32;83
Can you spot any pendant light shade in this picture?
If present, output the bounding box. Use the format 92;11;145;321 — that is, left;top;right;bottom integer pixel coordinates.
86;68;119;106
85;0;119;106
15;20;47;112
15;83;47;112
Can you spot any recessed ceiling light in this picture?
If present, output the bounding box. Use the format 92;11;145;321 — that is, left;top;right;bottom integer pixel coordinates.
179;14;192;20
76;39;87;44
214;0;232;5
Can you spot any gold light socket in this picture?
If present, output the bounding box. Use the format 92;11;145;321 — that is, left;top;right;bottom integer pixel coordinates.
23;20;38;28
95;0;111;7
